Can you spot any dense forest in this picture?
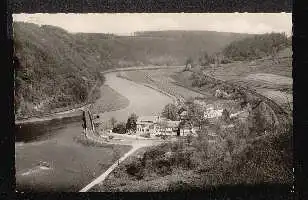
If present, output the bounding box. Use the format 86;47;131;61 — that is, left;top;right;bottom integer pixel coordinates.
222;33;291;61
14;22;111;119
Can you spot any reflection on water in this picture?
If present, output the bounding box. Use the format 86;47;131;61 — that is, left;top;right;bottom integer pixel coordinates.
15;114;82;143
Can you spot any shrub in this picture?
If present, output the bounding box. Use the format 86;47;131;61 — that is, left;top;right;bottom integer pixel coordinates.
143;146;167;161
112;122;127;134
125;160;144;180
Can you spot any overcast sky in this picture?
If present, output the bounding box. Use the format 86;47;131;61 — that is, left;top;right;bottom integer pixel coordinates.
13;13;292;36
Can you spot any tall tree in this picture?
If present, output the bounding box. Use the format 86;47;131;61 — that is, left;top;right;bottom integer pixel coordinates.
187;103;206;129
109;117;117;129
184;57;193;71
199;51;210;66
126;113;138;133
162;103;179;121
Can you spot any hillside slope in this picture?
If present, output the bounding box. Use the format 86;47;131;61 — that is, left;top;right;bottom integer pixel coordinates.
14;22;113;119
14;23;253;119
75;30;254;66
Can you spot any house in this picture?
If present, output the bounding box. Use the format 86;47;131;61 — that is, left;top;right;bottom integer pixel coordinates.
156;120;181;136
178;121;197;137
185;63;192;71
136;115;180;136
230;110;249;123
215;89;231;99
204;107;223;119
136;116;160;135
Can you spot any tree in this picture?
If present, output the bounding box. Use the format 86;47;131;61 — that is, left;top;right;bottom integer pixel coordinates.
184;57;193;71
162;103;179;121
187;103;205;129
199;52;210;66
109;117;117;129
221;108;231;124
225;134;236;155
126;113;138;133
112;122;126;134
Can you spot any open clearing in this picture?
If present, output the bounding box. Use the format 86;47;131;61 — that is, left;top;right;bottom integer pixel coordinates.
118;68;210;101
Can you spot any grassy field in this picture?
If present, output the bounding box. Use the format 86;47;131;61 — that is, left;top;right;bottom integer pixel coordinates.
171;47;292;112
118;69;210;101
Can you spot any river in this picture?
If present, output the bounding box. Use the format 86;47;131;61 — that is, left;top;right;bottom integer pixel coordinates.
95;72;173;122
15;71;173;192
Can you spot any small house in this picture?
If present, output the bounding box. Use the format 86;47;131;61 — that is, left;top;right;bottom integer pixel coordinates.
204;107;223;119
178;121;197;137
136;115;160;135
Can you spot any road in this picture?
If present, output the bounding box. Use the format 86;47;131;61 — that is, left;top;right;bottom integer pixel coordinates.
79;145;139;192
80;129;162;192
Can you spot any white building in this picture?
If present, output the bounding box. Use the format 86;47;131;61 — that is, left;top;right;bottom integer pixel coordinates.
136;116;180;136
204;107;223;119
136;116;160;135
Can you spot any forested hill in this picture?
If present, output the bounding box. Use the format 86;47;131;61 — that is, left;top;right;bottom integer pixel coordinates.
222;33;292;61
14;22;112;119
75;30;254;66
14;22;253;119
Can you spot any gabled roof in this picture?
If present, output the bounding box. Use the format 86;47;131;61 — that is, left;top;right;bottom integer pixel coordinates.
178;107;187;114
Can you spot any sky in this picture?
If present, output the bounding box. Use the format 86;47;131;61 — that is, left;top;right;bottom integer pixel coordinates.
13;13;292;36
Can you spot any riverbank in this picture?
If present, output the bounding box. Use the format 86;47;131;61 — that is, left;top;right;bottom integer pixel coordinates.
16;67;177;192
16;66;184;125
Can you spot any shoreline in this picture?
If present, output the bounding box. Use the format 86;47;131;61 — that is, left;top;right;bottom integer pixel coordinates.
16;66;185;125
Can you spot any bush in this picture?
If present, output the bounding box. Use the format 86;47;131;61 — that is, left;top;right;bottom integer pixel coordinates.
112;122;127;134
125;160;144;180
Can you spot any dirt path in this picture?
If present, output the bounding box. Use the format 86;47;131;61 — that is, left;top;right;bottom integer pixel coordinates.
79;146;139;192
80;130;162;192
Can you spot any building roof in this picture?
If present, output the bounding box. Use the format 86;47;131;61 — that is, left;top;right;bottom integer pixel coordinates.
178;107;187;114
179;110;188;116
137;116;159;124
165;120;180;128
